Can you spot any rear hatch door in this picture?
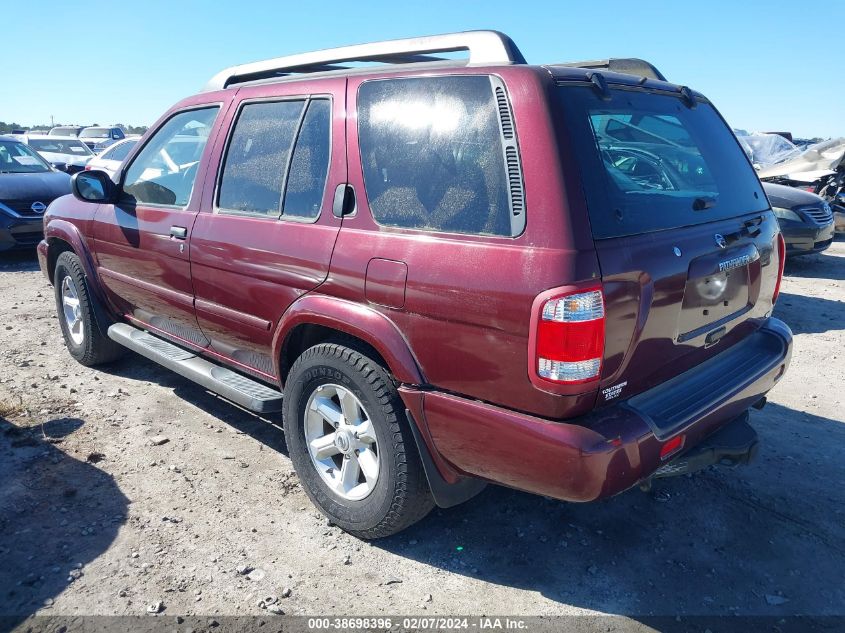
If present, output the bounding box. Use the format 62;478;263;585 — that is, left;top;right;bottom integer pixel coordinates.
553;79;781;405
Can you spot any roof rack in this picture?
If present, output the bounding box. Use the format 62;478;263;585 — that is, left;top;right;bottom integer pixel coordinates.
202;30;526;92
552;58;667;82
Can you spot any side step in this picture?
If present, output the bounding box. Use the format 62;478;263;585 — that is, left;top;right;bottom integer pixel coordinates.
107;323;283;413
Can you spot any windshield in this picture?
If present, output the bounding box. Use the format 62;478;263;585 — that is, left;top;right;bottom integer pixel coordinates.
50;127;80;136
80;128;111;139
0;140;52;173
734;132;801;168
554;86;767;238
28;138;93;156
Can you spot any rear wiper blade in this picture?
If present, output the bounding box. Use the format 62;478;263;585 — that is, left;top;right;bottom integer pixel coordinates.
693;196;717;211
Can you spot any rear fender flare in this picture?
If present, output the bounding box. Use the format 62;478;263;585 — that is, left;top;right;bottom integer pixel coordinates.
272;294;425;387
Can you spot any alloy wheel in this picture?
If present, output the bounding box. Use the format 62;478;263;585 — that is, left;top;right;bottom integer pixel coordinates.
304;383;379;501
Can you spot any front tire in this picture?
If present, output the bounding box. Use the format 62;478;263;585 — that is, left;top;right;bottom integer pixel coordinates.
54;251;124;366
283;343;433;539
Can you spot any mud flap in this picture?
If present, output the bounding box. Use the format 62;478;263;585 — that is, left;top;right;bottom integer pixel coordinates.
405;409;487;508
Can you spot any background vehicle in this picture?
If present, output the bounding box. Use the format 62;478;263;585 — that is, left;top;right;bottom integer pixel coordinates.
0;135;70;250
17;134;94;174
49;126;83;137
764;182;834;256
79;126;126;152
83;138;139;177
37;31;791;538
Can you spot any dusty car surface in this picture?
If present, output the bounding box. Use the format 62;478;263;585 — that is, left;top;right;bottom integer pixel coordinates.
764;182;834;256
37;31;792;538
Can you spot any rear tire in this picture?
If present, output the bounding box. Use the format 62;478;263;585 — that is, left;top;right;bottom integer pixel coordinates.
283;343;434;539
54;251;124;366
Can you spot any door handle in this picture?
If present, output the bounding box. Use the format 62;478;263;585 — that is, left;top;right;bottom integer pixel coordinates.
170;226;187;240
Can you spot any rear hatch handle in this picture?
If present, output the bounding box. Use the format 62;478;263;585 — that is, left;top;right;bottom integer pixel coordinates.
724;215;764;245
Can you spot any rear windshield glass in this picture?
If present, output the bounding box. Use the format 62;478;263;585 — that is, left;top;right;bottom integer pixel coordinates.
554;86;767;239
29;138;93;155
101;139;137;161
80;128;110;139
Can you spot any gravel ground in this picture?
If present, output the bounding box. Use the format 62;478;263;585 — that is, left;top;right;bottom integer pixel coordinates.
1;239;844;627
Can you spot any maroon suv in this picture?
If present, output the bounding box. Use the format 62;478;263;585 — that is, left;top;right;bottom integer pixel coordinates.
38;31;792;538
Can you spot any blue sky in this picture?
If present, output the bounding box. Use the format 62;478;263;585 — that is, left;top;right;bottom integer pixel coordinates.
5;0;843;138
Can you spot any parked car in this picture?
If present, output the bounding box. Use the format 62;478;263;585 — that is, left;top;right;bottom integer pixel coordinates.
49;126;84;137
79;126;126;152
835;193;845;233
764;182;835;256
0;135;71;251
83;138;139;177
18;134;94;174
37;31;792;538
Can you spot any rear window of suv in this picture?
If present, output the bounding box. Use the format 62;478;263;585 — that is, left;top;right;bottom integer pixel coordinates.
555;86;767;239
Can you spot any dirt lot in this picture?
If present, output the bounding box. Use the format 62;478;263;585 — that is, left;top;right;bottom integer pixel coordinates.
1;239;844;628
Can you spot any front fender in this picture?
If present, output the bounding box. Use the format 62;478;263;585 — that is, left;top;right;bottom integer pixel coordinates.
272;294;425;386
43;218;115;336
44;218;98;283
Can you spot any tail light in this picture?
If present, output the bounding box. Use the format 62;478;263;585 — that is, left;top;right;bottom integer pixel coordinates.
772;232;785;304
535;288;605;384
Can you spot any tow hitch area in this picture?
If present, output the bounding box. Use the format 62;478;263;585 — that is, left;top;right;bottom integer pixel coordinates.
650;411;759;480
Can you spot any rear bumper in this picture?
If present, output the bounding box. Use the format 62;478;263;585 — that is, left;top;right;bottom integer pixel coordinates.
418;317;792;502
783;222;834;255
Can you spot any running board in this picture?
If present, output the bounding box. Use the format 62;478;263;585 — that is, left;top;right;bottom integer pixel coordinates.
107;323;283;413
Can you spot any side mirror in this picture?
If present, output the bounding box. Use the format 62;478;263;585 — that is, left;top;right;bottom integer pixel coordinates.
71;170;116;203
52;161;69;173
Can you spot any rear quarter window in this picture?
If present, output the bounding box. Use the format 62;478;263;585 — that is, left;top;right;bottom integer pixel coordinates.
357;75;522;237
555;86;767;239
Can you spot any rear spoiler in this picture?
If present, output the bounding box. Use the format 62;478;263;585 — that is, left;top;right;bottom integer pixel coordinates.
552;58;667;82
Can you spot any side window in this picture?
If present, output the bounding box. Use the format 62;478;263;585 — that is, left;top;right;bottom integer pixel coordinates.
358;76;517;237
283;99;331;219
217;100;304;217
123;107;218;207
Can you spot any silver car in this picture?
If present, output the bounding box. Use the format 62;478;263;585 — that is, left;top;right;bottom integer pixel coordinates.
16;134;94;174
82;137;139;177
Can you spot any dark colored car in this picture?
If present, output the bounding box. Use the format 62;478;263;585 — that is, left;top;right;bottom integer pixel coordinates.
78;126;126;153
0;136;71;251
764;182;835;256
37;31;792;538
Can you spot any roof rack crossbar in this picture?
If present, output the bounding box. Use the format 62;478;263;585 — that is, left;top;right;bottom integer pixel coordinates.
203;30;526;92
552;58;667;82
